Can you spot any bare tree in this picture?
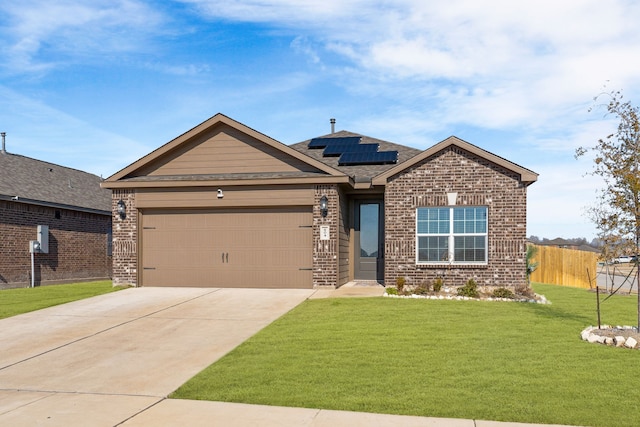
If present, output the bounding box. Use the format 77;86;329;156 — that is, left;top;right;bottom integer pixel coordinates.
576;89;640;329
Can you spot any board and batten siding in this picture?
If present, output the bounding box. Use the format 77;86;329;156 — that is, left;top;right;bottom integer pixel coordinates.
338;187;350;286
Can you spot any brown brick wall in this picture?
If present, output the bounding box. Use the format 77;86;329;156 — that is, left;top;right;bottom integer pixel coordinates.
111;190;138;286
313;185;340;287
384;146;528;288
0;200;111;287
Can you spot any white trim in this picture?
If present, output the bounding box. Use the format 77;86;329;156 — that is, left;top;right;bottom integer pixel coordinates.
415;206;488;265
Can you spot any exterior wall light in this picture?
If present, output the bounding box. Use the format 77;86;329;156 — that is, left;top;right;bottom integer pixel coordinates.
319;195;328;217
117;199;126;219
217;188;224;199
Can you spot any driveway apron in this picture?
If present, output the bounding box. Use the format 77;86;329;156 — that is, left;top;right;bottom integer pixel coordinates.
0;287;313;426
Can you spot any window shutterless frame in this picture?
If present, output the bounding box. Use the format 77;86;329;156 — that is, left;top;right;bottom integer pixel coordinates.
416;206;488;265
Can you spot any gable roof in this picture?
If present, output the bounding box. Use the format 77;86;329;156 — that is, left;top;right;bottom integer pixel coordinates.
103;114;349;189
372;136;538;186
0;152;111;214
290;130;422;183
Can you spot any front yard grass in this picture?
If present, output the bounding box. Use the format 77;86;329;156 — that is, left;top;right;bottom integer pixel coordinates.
172;283;640;427
0;280;122;319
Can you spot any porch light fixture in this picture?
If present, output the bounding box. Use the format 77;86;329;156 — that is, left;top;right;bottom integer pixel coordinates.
217;188;224;199
117;199;126;219
319;195;328;217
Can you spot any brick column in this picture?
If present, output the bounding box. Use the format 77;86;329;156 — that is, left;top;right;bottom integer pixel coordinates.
313;185;339;287
111;189;137;286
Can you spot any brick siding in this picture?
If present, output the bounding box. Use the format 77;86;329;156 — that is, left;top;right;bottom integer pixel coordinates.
111;189;137;286
0;200;112;287
313;184;340;287
384;146;528;288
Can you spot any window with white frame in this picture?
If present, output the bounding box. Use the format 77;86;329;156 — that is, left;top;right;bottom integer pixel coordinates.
416;206;488;264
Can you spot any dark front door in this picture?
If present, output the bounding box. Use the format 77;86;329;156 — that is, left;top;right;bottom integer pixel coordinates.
354;200;383;281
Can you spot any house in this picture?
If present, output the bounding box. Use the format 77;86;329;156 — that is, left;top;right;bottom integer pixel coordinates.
0;140;112;288
102;114;537;289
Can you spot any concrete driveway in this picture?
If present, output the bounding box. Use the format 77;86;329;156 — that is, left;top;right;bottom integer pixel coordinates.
0;287;314;426
0;286;578;427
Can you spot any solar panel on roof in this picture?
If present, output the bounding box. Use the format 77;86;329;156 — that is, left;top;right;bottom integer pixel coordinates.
308;136;361;149
338;151;398;165
323;143;378;156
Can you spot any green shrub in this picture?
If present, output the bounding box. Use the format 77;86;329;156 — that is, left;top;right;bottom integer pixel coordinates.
413;282;430;295
386;287;398;295
432;278;443;292
396;277;406;294
457;279;479;298
491;287;515;299
515;284;535;298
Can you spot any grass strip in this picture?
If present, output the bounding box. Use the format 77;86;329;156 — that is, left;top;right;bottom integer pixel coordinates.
172;283;640;427
0;281;123;319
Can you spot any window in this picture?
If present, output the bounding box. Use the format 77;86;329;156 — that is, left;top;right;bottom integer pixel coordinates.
417;206;487;264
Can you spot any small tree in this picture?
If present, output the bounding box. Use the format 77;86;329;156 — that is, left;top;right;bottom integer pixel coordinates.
576;89;640;329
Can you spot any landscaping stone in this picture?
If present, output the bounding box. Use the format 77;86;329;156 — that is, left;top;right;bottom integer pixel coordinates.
580;326;640;350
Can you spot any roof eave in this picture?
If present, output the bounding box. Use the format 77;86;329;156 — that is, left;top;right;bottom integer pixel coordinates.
372;136;539;186
0;194;110;216
101;175;351;189
105;114;346;183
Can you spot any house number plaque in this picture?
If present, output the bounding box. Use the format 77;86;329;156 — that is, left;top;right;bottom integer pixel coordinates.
320;225;330;240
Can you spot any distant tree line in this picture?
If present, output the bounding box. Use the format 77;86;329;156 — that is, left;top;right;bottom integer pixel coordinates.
527;236;603;248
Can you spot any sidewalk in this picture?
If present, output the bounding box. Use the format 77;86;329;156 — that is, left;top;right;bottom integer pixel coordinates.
120;399;580;427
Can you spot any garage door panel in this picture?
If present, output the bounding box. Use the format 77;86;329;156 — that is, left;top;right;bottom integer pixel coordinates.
141;208;312;288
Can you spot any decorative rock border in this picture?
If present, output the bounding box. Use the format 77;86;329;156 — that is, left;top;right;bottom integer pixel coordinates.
580;326;640;349
383;290;550;304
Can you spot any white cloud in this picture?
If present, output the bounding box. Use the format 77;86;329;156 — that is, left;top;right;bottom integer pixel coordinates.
290;36;322;66
0;0;165;74
182;0;640;131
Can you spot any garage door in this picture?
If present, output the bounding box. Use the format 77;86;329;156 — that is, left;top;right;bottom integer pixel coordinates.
140;208;313;288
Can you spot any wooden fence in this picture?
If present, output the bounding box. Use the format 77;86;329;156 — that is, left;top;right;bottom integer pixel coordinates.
529;244;599;289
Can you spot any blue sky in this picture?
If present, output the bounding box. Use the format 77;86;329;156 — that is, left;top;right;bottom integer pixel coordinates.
2;0;640;240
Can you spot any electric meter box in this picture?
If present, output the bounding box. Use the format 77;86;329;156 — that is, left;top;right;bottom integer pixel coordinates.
37;225;49;254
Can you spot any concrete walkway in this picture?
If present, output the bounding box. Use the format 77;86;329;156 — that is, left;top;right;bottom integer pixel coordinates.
0;286;581;426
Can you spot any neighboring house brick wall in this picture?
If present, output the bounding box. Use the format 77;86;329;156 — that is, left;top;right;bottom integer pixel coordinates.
384;146;528;288
0;200;111;287
313;184;339;287
111;189;138;286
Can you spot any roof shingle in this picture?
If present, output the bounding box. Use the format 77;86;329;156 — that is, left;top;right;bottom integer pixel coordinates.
0;153;111;213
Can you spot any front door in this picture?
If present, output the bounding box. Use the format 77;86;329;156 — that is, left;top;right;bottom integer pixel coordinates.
354;200;383;281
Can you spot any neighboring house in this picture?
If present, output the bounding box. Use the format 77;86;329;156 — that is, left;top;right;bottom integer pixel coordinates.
0;146;112;288
536;238;601;253
102;114;537;289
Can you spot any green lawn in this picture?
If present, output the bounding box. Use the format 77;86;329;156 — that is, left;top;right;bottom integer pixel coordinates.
172;284;640;427
0;281;123;319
